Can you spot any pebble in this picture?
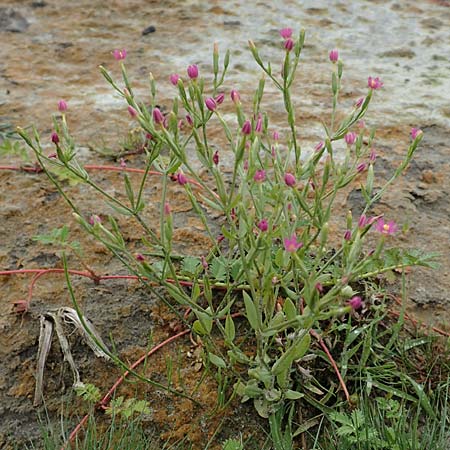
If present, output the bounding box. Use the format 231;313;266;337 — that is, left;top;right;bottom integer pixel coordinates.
142;25;156;35
0;7;29;33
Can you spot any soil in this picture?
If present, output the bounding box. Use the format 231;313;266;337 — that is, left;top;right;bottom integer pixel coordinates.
1;0;450;449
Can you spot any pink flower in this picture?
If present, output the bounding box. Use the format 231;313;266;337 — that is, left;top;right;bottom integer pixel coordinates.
215;93;225;104
51;132;59;144
329;49;339;63
368;76;383;90
345;132;357;145
284;38;294;51
374;218;398;235
280;28;293;39
112;49;127;61
127;105;138;118
344;230;352;241
348;296;362;310
205;97;217;111
187;64;199;79
355;97;365;108
315;283;324;294
176;172;188;185
185;114;193;126
136;253;145;262
230;89;240;104
272;131;279;141
213;151;219;166
257;219;268;232
254;170;266;182
411;127;423;140
201;256;208;270
283;234;303;253
57;99;68;112
284;172;296;187
369;149;377;162
242;120;252;135
119;158;127;168
315;141;324;152
152;107;164;124
170;73;180;85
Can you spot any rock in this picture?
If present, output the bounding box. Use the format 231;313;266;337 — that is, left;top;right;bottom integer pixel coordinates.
0;7;29;33
142;25;156;35
379;48;416;58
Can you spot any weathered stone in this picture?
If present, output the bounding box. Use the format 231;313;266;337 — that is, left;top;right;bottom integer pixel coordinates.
0;7;29;33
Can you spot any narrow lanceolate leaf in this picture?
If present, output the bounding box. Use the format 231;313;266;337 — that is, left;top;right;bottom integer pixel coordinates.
243;291;259;331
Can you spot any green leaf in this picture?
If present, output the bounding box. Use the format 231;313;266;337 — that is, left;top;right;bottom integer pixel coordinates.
210;256;227;282
284;389;304;400
194;309;213;335
181;256;201;275
272;332;311;376
283;298;297;321
225;314;235;343
243;291;259;331
209;353;227;369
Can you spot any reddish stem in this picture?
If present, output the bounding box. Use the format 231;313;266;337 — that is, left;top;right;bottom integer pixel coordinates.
60;329;189;449
309;329;351;404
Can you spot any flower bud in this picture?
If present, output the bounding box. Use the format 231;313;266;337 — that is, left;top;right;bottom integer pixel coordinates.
284;38;294;52
329;49;339;63
152;107;164;124
348;296;362;310
230;89;240;104
215;93;225;104
411;127;423;140
187;64;198;79
284;172;296;187
57;99;68;112
176;172;188;185
314;141;324;152
213;151;219;166
345;132;357;145
127;105;138;118
355;97;365;108
255;115;263;133
170;73;180;85
242;120;252;135
257;219;268;232
51;132;59;144
205;97;217;112
344;229;352;241
253;170;266;182
357;162;367;173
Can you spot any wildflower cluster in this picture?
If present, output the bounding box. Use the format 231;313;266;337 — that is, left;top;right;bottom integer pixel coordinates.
18;28;428;426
